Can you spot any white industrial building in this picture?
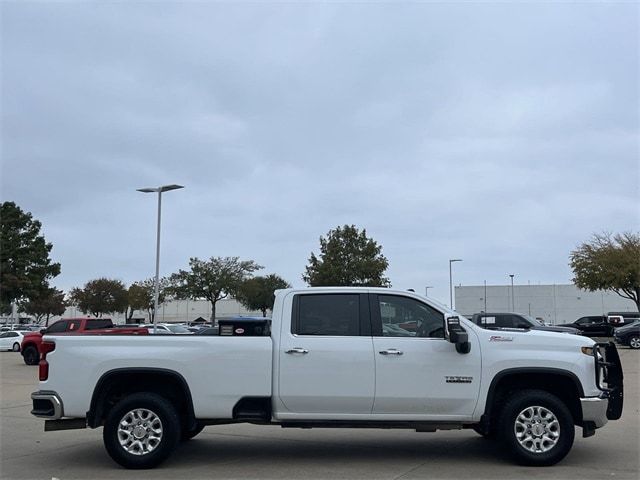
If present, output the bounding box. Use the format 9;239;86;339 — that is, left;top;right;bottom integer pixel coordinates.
454;284;638;325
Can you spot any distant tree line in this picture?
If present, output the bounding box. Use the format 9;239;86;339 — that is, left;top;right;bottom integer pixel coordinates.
4;201;637;325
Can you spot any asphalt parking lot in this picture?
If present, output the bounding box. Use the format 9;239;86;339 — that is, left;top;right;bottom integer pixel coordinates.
0;346;638;480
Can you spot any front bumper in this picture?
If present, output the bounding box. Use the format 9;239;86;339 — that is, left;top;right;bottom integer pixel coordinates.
581;395;609;428
31;391;63;419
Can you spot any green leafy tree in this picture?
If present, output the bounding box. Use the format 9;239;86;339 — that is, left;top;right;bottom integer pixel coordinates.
570;232;640;312
20;287;66;325
126;283;150;321
68;278;128;317
0;202;61;313
126;278;169;322
303;225;391;287
236;274;291;317
169;256;262;323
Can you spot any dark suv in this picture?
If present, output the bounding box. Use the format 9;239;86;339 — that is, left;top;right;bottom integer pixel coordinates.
558;316;613;337
470;313;580;334
613;321;640;349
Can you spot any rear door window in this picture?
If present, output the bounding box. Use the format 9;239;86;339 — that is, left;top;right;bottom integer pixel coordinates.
85;319;113;330
293;294;362;336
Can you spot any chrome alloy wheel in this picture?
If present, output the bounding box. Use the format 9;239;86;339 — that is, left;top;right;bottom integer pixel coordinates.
117;408;163;456
514;406;560;453
630;336;640;349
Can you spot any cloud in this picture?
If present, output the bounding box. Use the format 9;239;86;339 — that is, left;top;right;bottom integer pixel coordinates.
1;2;637;302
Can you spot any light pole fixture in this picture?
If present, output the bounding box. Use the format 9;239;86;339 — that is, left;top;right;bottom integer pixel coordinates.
449;259;462;309
137;184;184;333
509;274;515;311
425;286;434;297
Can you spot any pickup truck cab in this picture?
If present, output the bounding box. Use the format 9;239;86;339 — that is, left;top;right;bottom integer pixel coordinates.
21;318;148;365
31;288;623;469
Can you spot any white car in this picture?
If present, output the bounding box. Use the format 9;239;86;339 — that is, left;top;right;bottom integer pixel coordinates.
147;324;192;334
0;331;25;352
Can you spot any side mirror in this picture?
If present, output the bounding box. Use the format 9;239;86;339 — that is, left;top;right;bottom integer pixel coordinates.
446;316;471;354
40;328;47;335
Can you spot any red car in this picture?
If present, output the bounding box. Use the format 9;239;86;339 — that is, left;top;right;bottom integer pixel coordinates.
21;318;148;365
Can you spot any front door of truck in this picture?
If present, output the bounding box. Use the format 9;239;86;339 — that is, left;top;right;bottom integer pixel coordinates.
277;292;375;415
371;294;481;418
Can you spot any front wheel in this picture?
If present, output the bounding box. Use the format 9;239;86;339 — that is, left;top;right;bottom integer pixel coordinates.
103;392;181;469
22;345;39;365
628;335;640;349
12;342;20;352
499;389;574;466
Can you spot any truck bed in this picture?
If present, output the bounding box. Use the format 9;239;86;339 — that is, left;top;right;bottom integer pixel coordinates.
42;335;273;419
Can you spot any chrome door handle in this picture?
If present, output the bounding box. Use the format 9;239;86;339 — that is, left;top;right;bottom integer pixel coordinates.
379;349;403;355
286;348;309;354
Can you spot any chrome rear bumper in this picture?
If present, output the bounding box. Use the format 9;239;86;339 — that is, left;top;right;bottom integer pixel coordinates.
31;391;63;419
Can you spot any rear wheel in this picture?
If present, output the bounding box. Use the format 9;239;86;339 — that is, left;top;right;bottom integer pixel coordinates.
499;389;574;466
103;392;181;469
12;342;20;352
629;335;640;349
22;345;39;365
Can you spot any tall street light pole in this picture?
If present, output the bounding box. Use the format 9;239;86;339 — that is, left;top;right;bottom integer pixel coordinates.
449;259;462;309
509;274;515;311
137;184;184;333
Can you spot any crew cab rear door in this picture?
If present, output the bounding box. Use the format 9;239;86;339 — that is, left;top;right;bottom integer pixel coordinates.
277;292;375;415
371;293;481;418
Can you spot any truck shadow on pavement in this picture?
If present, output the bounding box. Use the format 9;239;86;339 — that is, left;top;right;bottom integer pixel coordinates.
170;432;511;467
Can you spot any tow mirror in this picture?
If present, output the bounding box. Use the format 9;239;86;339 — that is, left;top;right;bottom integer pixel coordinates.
446;316;471;354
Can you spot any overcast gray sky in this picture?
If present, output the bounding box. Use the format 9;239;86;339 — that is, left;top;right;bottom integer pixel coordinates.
1;1;638;304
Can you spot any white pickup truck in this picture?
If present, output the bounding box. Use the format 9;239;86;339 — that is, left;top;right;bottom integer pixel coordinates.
31;288;623;469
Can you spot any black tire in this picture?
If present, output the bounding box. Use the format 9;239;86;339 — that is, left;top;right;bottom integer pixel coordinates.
181;422;205;441
498;389;574;466
628;335;640;349
12;342;20;352
103;392;181;469
22;345;39;365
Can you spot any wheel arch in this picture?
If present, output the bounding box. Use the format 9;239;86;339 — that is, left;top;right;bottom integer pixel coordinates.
87;368;196;430
482;368;585;430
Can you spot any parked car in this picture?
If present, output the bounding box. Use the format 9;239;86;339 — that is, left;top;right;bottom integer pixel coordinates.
607;311;640;327
613;320;640;349
558;316;613;337
0;331;25;351
20;318;148;365
147;324;192;335
194;326;219;335
31;287;623;469
471;313;580;334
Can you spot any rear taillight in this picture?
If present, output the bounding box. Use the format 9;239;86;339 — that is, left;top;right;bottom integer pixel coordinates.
39;341;56;381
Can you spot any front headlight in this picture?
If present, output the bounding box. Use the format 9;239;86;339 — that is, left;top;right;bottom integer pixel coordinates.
581;346;594;356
